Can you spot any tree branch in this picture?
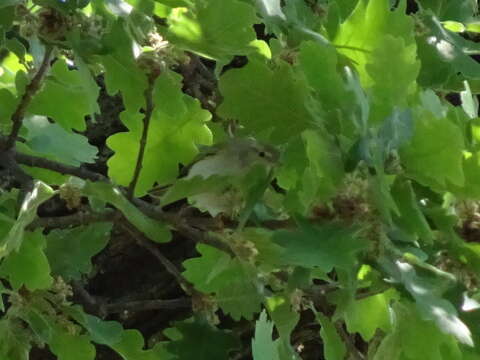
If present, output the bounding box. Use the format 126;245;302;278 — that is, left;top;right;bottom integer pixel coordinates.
335;321;365;360
104;297;191;314
128;78;155;199
71;280;106;317
131;199;234;256
28;209;118;230
15;152;107;182
3;46;54;151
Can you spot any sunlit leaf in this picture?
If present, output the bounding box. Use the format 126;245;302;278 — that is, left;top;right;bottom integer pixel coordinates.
166;0;257;60
107;70;212;196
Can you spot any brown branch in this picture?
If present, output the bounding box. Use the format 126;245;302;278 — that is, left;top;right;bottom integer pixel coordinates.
190;55;216;90
71;280;106;317
335;321;365;360
0;150;33;185
104;297;191;314
3;46;54;151
28;209;118;230
0;149;35;206
15;152;107;182
131;198;234;256
128;78;155;199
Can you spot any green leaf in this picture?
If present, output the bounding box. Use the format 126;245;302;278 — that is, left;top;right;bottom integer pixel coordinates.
166;319;238;360
365;35;420;124
101;19;148;113
182;244;231;293
391;178;433;244
273;221;366;272
107;70;212;196
218;59;315;144
82;181;170;243
20;308;53;344
182;244;262;320
111;329;159;360
6;38;26;63
154;0;191;7
417;0;477;22
66;306;123;346
298;41;349;113
0;319;31;360
23;115;98;166
46;222;112;280
0;88;17;133
214;259;263;320
28;59;98;131
416;14;480;86
449;151;480;199
277;130;344;213
334;0;420;124
442;21;466;33
460;81;479;119
334;0;358;20
381;258;473;346
34;0;91;12
316;313;346;360
400;108;465;188
0;181;55;258
49;331;95;360
343;289;398;342
74;55;101;114
252;310;280;360
374;301;464;360
265;294;300;340
0;53;26;94
378;108;414;154
0;1;23;9
165;0;258;60
334;0;416;90
0;230;53;291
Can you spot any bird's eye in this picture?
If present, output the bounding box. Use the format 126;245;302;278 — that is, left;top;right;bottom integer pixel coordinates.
258;151;266;158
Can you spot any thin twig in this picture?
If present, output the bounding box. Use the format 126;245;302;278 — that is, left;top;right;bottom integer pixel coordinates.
131;198;234;256
71;280;106;317
28;209;118;230
335;321;365;360
355;283;391;300
128;78;155;199
104;297;191;314
3;46;54;150
15;152;107;182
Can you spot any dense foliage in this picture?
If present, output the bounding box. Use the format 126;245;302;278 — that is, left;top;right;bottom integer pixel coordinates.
1;0;480;359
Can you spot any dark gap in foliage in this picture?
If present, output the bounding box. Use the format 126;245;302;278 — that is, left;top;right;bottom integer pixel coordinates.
406;0;419;14
254;23;276;43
